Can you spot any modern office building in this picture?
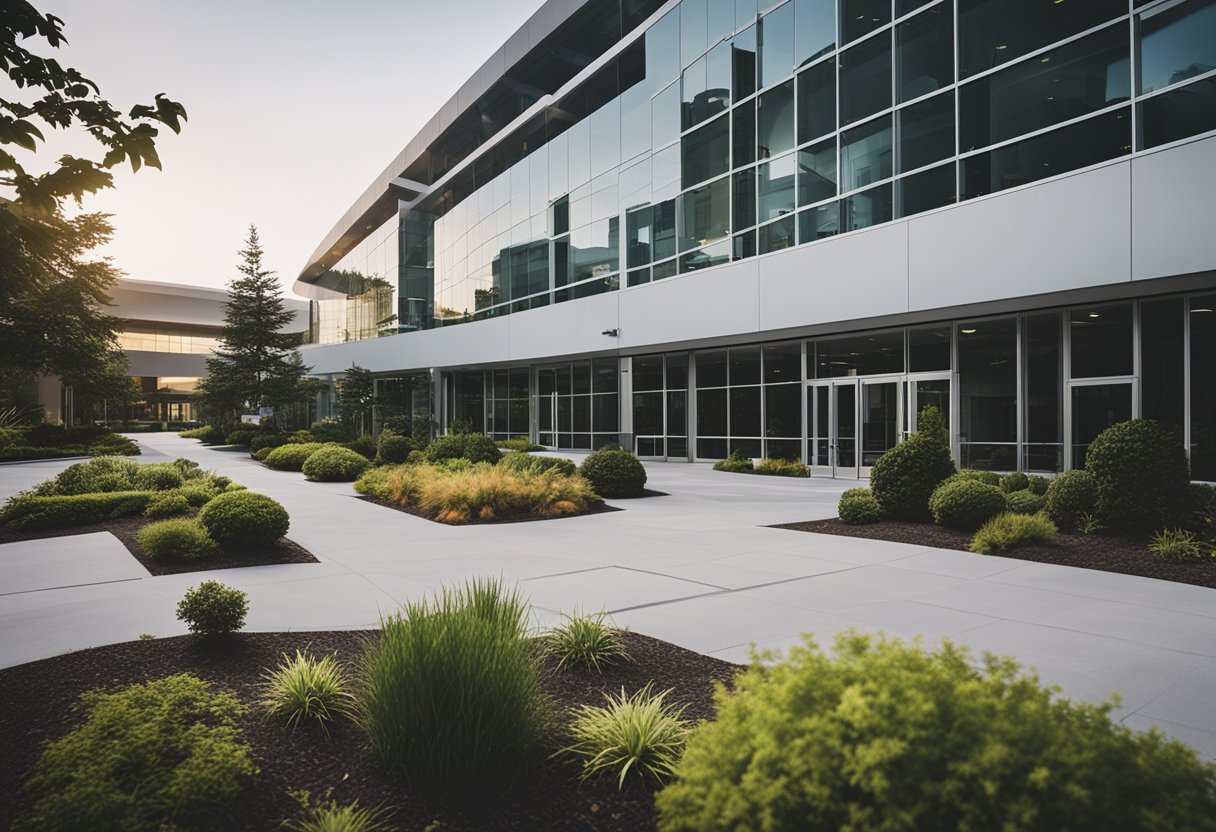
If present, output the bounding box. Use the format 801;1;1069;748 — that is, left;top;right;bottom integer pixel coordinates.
296;0;1216;479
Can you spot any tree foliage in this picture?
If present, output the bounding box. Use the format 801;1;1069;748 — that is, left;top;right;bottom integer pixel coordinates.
337;363;375;436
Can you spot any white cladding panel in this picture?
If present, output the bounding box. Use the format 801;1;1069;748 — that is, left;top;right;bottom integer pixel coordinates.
1132;135;1216;281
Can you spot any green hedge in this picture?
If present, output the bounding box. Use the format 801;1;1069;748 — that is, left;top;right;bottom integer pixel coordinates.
198;491;289;547
0;491;158;531
423;433;502;465
264;442;329;472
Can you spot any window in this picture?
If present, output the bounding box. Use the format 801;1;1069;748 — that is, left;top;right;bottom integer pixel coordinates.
759;152;798;220
765;342;803;458
958;318;1017;470
897;1;953;103
897;163;956;217
647;8;681;93
733;102;756;167
680;176;731;250
958;0;1125;78
683;42;732;129
908;324;951;371
1023;313;1062;472
733;169;757;229
682;115;730;187
758;80;797;158
1191;295;1216;480
759;215;796;252
1072;384;1132;468
797;58;836;143
898;90;954;172
680;239;731;271
1141;298;1185;440
759;1;796;87
733;229;757;259
682;0;709;68
841;116;893;190
795;0;835;66
959;25;1130;152
1138;0;1216;94
626;205;653;267
842;183;892;230
798;138;837;206
653;199;677;260
1139;78;1216;150
841;0;889;45
798;201;840;239
652;81;681;148
733;26;759;100
1069;303;1132;379
814;330;904;377
839;33;892;125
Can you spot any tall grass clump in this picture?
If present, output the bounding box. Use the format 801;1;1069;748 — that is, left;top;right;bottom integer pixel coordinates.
543;610;627;673
357;577;552;784
561;683;690;788
284;792;391;832
260;650;356;733
969;512;1057;554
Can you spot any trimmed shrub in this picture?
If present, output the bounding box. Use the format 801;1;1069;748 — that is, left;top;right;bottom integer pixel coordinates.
225;429;254;447
14;673;255;832
869;434;956;521
1087;418;1191;531
561;684;689;788
423;432;502;465
915;404;949;447
358;577;552;784
375;432;416;465
497;436;544;452
303;445;371;482
0;491;156;531
838;487;882;525
950;469;1001;487
969;512;1058;554
500;451;577;477
264;442;328;472
286;430;317;444
1185;483;1216;544
198;490;289;546
87;434;140;456
176;580;249;635
171;457;205;480
0;445;93;461
178;483;221;507
344;434;377;461
1027;474;1050;495
252;447;273;461
259;650;356;732
186;425;226;444
1045;469;1098;528
580;447;647;498
755;457;809;477
144;491;191;518
50;456;140;495
929;478;1007;529
654;631;1216;832
132;463;184;491
1005;489;1046;515
137;519;221;560
712;449;753;473
249;433;288;453
999;471;1029;493
1149;528;1206;562
309;419;351;443
543;610;627;673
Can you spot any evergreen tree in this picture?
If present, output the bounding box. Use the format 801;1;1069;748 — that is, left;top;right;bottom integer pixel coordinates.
197;226;308;423
337;363;376;436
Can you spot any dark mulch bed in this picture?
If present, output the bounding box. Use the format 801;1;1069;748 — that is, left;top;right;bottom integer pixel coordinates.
607;488;669;499
0;516;318;576
773;517;1216;589
0;630;737;832
357;495;625;524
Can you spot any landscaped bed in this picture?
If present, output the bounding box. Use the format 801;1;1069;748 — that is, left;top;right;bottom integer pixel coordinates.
0;629;735;832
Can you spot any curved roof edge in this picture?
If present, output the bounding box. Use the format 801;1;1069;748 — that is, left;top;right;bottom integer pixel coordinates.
294;0;591;298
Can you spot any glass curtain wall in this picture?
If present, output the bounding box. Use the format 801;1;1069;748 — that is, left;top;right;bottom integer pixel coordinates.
536;358;619;449
632;353;689;458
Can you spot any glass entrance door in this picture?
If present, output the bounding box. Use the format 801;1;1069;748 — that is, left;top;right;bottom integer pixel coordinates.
808;381;859;478
909;375;950;436
859;379;900;475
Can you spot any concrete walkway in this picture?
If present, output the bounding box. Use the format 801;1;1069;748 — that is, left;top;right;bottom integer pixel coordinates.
2;433;1215;759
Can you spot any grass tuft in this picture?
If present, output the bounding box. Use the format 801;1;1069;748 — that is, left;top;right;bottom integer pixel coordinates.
969;512;1057;554
543;610;628;673
259;650;356;733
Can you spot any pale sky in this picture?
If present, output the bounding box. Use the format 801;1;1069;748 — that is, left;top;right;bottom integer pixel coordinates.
17;0;545;295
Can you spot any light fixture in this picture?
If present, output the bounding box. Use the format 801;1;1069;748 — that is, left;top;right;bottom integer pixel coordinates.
1089;312;1100;318
961;328;977;334
601;328;620;337
1192;307;1214;313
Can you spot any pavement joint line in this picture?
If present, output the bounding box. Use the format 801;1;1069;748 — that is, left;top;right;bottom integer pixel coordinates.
0;575;145;597
606;564;870;614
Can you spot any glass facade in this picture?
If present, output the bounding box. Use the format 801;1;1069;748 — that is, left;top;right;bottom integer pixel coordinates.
312;0;1215;341
117;325;221;355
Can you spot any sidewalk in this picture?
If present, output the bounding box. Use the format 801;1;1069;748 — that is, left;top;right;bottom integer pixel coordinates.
2;432;1214;758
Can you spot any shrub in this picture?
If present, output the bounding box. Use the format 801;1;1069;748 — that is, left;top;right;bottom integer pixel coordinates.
999;471;1029;493
500;451;577;477
969;512;1058;554
259;650;356;733
950;469;1001;487
1004;489;1046;515
1077;511;1105;534
868;434;956;521
0;445;93;461
423;432;502;465
497;436;543;452
265;442;328;471
176;580;249;635
712;449;753;473
143;491;191;518
197;490;289;547
1149;528;1206;562
0;491;156;530
303;445;372;482
1185;483;1216;543
915;404;949;447
654;631;1216;832
225;429;254;447
755;457;809;477
355;461;597;524
340;434;374;460
375;432;416;465
1045;469;1098;528
357;577;552;784
284;794;390;832
543;610;627;673
184;424;226;444
309;419;351;443
171;457;204;480
14;673;255;832
1027;474;1050;495
50;456;140;494
287;430;317;444
1087;419;1191;531
249;433;287;453
929;478;1007;529
253;446;273;461
838;487;882;524
137;518;221;560
178;483;221;507
132;463;184;491
561;684;689;789
580;447;647;498
88;434;140;456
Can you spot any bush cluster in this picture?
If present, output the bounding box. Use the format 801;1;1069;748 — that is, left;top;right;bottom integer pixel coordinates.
1045;469;1098;528
137;518;221;560
500;451;577;477
375;432;416;465
1;491;158;530
423;432;502;465
580;447;647;498
15;673;255;832
951;469;1001;487
837;487;882;524
249;433;288;453
1087;419;1191;531
198;490;290;546
144;491;191;518
180;425;227;444
264;442;328;472
1004;489;1046;515
654;631;1216;832
177;580;249;635
869;433;955;520
302;445;371;482
50;456;142;495
133;463;184;491
969;512;1058;554
308;419;351;443
497;436;544;452
929;478;1007;529
343;434;377;461
712;450;753;473
999;471;1029;493
1027;474;1050;495
754;457;809;477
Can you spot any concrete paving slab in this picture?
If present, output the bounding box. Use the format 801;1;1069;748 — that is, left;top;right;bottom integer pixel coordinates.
739;564;967;612
521;566;719;614
0;532;147;594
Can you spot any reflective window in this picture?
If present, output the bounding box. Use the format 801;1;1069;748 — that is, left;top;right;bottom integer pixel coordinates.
1069;303;1132;378
798;201;840;239
839;33;892;125
697;350;728;387
733;169;757;229
764;340;802;381
897;2;953;103
684;42;733;129
1139;78;1216;150
958;0;1125;79
682;115;731;187
798;138;837;205
759;1;796;87
731;347;762;384
1191;295;1216;481
733;26;759;100
759;214;796;252
1141;298;1185;440
957;318;1017;470
908;324;951;371
737;0;758;29
708;0;735;45
897;163;955;217
815;330;904;376
841;116;893;190
898;90;954;172
626;204;653;267
959;25;1130;152
758;80;797;158
795;0;835;66
682;0;709;68
1139;0;1216;94
733;102;756;167
842;0;890;44
647;8;682;93
620;84;651;162
733;229;757;259
797;58;836;143
653;199;678;259
652;81;681;148
961;108;1131;199
897;0;934;16
569;218;620;282
680;239;731;271
759;153;798;220
679;176;731;250
1023;313;1062;472
1072;384;1132;468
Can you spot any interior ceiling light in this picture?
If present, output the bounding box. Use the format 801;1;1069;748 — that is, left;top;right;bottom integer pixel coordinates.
1192;307;1214;313
1089;312;1100;318
961;328;977;334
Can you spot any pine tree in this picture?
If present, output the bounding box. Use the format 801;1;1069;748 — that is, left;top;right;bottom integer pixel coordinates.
197;226;308;422
337;363;376;436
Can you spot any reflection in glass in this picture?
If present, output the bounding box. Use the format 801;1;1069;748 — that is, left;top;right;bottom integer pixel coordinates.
898;90;954;173
733;102;756;168
647;8;681;93
839;29;891;125
816;330;904;377
681;0;709;69
841;116;893;190
1191;296;1216;481
862;381;899;466
733;169;757;230
1072;384;1132;468
798;201;840;240
836;384;857;468
759;153;798;220
652;81;681;149
680;239;731;272
758;80;797;158
1069;303;1132;379
1024;313;1062;472
759;215;796;253
679;176;731;250
759;1;795;88
1138;0;1216;94
766;382;801;438
797;57;835;143
733;26;758;100
897;163;955;218
908;325;951;371
897;1;953;103
1139;78;1216;150
684;42;733;129
795;0;835;66
682;115;731;188
958;318;1017;470
958;0;1124;78
798;138;836;206
842;0;889;44
733;230;757;260
1141;298;1185;440
842;183;892;231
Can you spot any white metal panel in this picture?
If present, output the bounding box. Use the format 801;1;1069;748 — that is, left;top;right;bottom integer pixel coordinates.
1132;135;1216;281
617;258;761;348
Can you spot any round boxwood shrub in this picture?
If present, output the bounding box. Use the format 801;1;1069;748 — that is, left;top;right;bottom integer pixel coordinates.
868;435;956;521
654;632;1216;832
263;442;327;472
951;469;1001;487
1086;418;1191;531
302;445;371;482
424;432;502;465
376;432;416;465
252;447;273;461
52;457;140;495
309;419;351;443
837;487;881;524
579;448;647;498
143;492;191;519
1027;474;1050;495
132;463;184;492
198;490;289;547
137;518;220;560
344;434;377;461
176;580;249;635
1045;469;1098;528
1005;490;1046;516
999;471;1029;493
929;478;1007;529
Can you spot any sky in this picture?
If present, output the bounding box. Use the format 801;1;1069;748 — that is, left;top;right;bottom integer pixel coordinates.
15;0;545;294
